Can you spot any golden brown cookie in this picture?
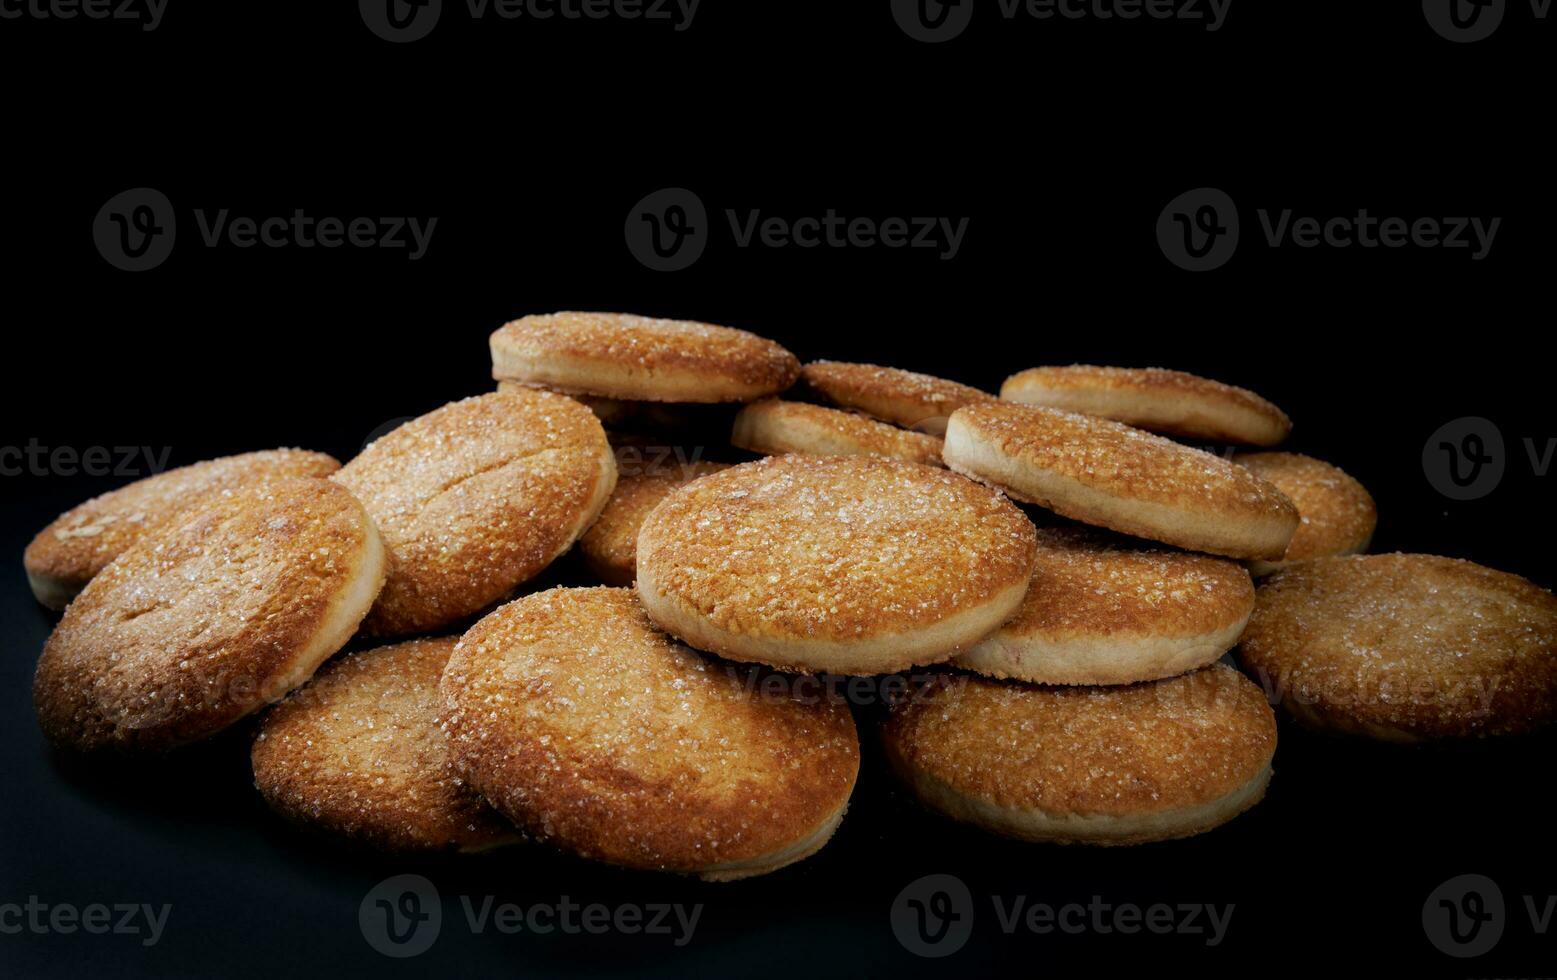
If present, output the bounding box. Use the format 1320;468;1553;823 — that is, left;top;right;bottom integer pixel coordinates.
731;400;943;467
252;637;518;852
24;449;341;610
801;360;996;435
1233;452;1377;576
636;454;1037;675
1238;554;1557;741
943;402;1298;560
440;588;860;880
883;665;1277;845
33;478;386;753
1002;365;1292;446
578;461;731;586
333;389;616;636
490;312;799;403
955;526;1255;685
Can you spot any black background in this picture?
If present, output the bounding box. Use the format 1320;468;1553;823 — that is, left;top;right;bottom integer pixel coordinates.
2;2;1553;978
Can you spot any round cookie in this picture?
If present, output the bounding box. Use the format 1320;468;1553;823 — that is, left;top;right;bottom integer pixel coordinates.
1238;554;1557;741
333;389;616;637
1002;365;1291;446
440;587;860;880
943;401;1298;561
731;399;943;467
636;454;1037;675
955;526;1255;685
490;312;799;403
33;478;386;754
252;637;518;853
802;360;996;435
24;448;341;610
579;461;731;586
1233;452;1377;576
882;665;1277;845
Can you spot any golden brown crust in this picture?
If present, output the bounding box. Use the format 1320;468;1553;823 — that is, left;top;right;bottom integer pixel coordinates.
1233;452;1377;574
882;665;1277;843
333;389;616;636
439;588;859;879
33;478;386;753
578;463;731;586
252;637;518;853
636;455;1037;674
1001;365;1292;446
802;360;996;435
23;449;341;609
490;312;799;403
955;526;1255;685
1238;554;1557;740
731;399;943;467
944;402;1298;560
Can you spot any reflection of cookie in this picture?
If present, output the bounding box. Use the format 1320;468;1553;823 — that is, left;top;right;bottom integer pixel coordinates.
252;637;518;853
491;312;799;403
1233;452;1376;576
944;402;1298;560
636;454;1037;675
1002;365;1291;446
333;389;616;636
579;462;731;586
1239;554;1557;741
801;360;996;435
33;479;386;753
955;526;1254;685
883;665;1276;845
24;449;341;610
440;588;859;880
732;400;942;466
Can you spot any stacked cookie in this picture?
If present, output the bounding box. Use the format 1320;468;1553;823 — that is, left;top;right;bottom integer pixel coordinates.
22;312;1557;877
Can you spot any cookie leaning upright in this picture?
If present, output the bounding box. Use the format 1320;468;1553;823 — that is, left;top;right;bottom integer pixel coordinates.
1002;365;1292;446
1239;554;1557;741
252;637;519;853
23;448;341;610
333;388;616;636
33;478;386;754
636;454;1038;675
440;588;860;880
944;401;1298;560
490;312;800;403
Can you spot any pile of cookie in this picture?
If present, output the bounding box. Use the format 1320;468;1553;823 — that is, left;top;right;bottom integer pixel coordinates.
25;312;1557;878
